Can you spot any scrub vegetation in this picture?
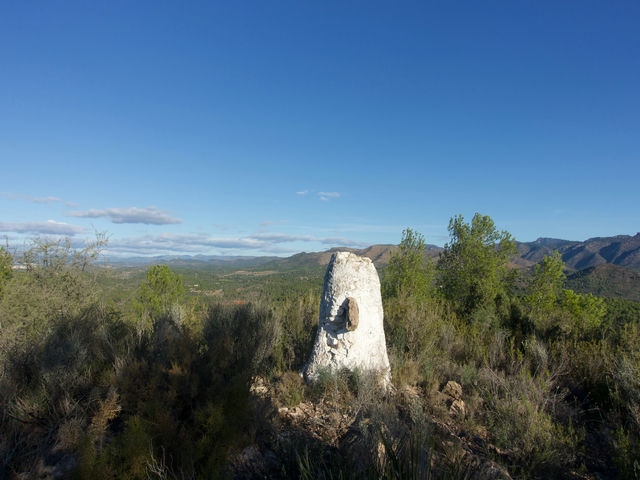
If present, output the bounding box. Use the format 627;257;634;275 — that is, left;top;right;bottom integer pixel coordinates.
1;214;638;479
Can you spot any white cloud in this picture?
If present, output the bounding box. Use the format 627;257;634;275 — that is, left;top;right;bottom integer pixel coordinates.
248;233;362;246
32;196;62;204
318;191;340;201
0;220;86;236
106;231;366;256
295;190;341;201
107;233;262;255
2;192;77;207
69;207;182;225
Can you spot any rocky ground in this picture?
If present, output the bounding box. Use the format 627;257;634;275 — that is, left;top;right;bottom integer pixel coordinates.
229;377;523;480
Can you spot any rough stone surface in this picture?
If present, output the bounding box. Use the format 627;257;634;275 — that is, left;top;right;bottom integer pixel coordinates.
443;380;463;400
302;251;391;384
442;380;466;418
345;297;359;331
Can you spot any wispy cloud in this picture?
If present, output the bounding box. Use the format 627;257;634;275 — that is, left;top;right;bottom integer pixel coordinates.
318;192;340;201
0;220;86;236
31;195;61;204
106;231;366;256
295;190;341;201
107;233;265;255
69;207;182;225
249;233;360;246
2;192;77;207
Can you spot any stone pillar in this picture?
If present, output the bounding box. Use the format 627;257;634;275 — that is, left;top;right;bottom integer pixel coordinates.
303;251;391;385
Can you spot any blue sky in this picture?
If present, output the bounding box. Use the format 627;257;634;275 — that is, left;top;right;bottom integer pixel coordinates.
1;1;639;257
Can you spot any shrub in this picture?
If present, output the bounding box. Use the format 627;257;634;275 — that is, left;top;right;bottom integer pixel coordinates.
478;366;580;477
275;371;306;407
270;290;318;373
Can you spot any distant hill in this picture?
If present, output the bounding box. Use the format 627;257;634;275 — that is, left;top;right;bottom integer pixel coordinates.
105;233;640;272
265;234;640;301
102;233;640;301
566;263;640;301
256;244;443;271
350;233;640;273
516;233;640;272
105;254;279;268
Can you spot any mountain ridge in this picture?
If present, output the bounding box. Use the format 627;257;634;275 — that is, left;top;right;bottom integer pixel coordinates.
515;233;640;271
101;233;640;302
105;233;640;272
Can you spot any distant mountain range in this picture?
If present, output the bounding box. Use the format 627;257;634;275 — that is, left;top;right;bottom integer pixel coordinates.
514;233;640;271
107;233;640;272
286;234;640;272
291;234;640;301
104;254;279;268
105;233;640;301
514;234;640;301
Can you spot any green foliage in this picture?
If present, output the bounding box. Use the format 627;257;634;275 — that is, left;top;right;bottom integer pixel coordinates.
274;371;306;407
602;297;640;344
481;369;580;476
382;228;434;302
204;302;280;377
384;293;455;388
565;263;640;302
0;244;12;295
1;303;130;477
270;290;318;372
383;228;448;390
522;253;607;339
0;236;106;338
525;251;566;316
437;213;517;317
2;230;639;479
560;288;606;337
78;301;281;478
134;264;186;325
609;323;640;476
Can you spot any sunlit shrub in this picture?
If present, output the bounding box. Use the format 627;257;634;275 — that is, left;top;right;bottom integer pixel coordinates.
478;366;580;476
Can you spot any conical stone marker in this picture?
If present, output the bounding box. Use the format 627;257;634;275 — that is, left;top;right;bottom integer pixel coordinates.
303;251;391;385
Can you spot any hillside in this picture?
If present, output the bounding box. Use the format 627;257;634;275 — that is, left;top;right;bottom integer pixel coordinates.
107;233;639;272
566;263;640;301
516;233;640;271
256;232;640;276
254;234;640;302
256;244;442;271
102;233;640;302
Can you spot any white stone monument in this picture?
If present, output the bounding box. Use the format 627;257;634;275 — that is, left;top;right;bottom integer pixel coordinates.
303;251;391;385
